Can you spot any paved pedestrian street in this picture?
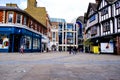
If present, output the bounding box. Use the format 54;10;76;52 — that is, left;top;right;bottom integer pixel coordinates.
0;52;120;80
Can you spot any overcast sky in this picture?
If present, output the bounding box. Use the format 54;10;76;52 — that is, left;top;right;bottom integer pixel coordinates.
0;0;95;22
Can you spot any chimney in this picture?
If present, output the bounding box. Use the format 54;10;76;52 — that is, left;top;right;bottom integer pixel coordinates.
95;0;100;3
27;0;37;8
6;3;18;8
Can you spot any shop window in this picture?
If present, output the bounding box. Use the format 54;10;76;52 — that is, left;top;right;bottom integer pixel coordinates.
8;13;13;23
21;36;32;49
0;34;9;49
33;38;40;49
17;14;22;24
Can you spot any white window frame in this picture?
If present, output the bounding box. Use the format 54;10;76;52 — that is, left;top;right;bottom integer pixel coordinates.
8;12;13;23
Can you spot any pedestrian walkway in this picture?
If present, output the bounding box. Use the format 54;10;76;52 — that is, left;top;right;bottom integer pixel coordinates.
0;52;120;80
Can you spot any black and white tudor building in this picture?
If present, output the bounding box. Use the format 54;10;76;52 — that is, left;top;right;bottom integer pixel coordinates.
85;0;120;54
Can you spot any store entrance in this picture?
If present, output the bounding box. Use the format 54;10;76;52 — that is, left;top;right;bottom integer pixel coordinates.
14;35;21;52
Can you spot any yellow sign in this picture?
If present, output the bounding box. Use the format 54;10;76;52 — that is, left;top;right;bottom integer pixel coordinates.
93;46;99;54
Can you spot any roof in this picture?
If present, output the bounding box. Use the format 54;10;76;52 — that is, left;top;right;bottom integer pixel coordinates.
76;16;84;23
0;6;24;12
86;3;98;19
50;18;66;23
90;3;98;11
25;7;47;27
0;6;45;28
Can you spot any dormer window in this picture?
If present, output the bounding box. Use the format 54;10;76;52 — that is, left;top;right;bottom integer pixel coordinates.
116;1;120;9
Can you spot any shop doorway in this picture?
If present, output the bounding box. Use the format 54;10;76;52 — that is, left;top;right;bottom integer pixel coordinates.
14;35;21;52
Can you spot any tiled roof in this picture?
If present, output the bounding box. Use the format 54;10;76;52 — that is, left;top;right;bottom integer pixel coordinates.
0;6;24;12
90;3;98;11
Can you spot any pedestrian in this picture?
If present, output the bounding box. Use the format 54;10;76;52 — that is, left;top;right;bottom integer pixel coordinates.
73;46;77;54
69;46;72;54
20;45;24;54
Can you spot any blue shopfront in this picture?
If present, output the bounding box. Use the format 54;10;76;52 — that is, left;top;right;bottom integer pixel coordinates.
0;27;41;53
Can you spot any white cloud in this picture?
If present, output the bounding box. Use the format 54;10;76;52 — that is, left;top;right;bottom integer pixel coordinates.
19;1;27;9
0;0;95;22
37;0;95;22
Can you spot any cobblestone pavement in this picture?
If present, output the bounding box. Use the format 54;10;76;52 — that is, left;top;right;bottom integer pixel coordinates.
0;52;120;80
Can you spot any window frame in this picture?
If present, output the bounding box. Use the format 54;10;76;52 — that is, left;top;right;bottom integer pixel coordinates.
7;12;13;23
102;21;110;32
16;14;22;24
117;17;120;29
101;7;108;16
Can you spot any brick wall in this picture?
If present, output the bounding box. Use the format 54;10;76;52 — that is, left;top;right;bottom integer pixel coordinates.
0;11;3;23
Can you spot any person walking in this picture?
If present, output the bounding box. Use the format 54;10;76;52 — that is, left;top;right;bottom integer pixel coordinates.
20;45;24;54
73;46;77;54
69;46;72;54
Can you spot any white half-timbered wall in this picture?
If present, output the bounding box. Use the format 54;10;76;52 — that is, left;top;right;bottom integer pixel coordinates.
113;1;120;33
99;6;111;22
98;0;114;36
99;0;107;10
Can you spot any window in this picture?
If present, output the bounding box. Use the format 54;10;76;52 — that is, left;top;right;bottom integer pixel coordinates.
33;38;40;49
23;16;27;25
59;24;62;31
59;32;62;44
91;26;97;36
21;36;32;49
116;1;120;9
8;13;13;23
17;14;22;23
118;17;120;28
67;24;73;30
89;15;96;22
67;32;73;37
101;7;108;16
52;32;55;38
67;39;73;44
103;22;110;32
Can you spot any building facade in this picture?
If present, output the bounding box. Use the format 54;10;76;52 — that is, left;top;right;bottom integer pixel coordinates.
85;0;120;54
76;16;84;52
50;18;78;51
25;0;51;52
0;2;48;52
